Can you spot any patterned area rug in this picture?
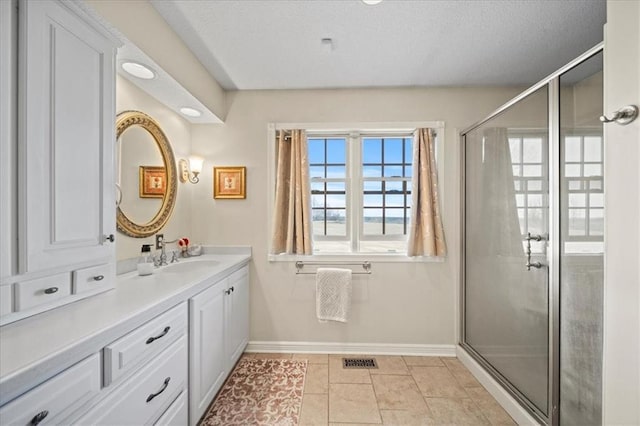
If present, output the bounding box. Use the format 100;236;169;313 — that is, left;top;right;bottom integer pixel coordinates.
200;358;308;426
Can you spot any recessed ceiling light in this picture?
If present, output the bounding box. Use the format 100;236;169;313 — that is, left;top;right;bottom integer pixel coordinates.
362;0;383;5
121;61;156;80
180;107;202;118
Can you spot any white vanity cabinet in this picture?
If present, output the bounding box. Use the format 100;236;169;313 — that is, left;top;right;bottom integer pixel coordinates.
0;354;101;425
77;302;189;426
0;0;120;325
225;266;250;368
189;265;250;425
0;255;251;425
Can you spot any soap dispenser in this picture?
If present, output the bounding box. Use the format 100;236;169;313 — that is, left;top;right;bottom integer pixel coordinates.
137;244;154;276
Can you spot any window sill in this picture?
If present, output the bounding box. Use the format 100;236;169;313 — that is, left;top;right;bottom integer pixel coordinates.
267;253;446;263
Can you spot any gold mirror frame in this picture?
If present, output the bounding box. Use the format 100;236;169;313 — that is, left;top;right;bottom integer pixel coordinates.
116;111;177;238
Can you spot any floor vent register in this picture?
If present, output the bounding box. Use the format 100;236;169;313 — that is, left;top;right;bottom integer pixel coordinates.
342;358;378;369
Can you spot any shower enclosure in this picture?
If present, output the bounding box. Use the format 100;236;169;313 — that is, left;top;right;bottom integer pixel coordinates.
460;45;604;425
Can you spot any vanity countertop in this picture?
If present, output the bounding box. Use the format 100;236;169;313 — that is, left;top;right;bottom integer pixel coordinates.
0;250;251;405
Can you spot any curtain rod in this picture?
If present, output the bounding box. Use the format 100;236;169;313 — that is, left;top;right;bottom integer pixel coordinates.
277;129;437;141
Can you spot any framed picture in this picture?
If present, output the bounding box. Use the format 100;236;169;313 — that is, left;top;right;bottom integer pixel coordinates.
214;166;246;199
139;166;166;198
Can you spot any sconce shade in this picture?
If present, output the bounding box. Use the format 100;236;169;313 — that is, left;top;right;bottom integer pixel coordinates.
189;156;204;174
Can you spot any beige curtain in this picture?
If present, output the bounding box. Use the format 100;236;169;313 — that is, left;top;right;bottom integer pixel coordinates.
407;128;447;257
270;129;313;255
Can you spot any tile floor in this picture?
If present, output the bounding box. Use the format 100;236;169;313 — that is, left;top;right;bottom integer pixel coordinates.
240;353;516;425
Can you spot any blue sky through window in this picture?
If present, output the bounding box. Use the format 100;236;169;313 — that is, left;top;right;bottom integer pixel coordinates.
308;136;412;223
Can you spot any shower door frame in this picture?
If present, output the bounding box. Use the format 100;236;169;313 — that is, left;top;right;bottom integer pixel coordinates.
459;43;604;426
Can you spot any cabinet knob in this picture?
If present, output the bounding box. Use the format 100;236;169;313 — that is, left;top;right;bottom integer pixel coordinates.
103;234;115;243
30;410;49;425
230;286;235;293
44;287;59;295
93;275;104;281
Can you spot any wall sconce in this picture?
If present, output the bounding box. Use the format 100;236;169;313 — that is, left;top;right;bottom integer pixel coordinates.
179;156;204;184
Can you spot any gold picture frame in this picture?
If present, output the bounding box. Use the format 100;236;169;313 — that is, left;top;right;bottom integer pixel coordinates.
214;166;246;199
139;166;166;198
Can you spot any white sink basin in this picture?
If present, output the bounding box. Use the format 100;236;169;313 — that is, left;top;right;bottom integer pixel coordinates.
162;259;220;273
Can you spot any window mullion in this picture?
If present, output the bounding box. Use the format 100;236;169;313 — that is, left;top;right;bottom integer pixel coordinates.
350;132;360;253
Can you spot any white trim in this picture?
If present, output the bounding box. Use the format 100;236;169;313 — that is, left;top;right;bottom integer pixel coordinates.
456;345;541;426
246;340;456;357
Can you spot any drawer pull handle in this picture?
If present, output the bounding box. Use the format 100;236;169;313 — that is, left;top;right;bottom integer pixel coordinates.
93;275;105;281
43;287;58;295
146;326;170;344
30;410;49;425
146;377;170;403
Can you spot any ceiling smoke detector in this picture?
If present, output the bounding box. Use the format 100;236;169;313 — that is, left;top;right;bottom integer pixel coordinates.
362;0;383;5
321;38;334;52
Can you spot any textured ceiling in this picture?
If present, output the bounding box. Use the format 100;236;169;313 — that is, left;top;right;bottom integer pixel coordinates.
151;0;605;90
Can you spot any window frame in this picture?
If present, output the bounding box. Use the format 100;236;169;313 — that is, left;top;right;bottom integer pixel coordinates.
267;121;445;262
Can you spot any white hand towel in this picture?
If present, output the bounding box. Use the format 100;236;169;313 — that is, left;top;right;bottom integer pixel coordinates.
316;268;352;323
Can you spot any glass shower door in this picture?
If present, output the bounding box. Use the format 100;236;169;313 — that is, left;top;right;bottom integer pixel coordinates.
463;86;550;418
559;51;604;426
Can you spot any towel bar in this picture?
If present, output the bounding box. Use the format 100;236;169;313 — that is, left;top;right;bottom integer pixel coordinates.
295;261;372;275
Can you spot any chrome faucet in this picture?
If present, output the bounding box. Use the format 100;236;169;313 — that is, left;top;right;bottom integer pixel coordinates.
155;235;168;267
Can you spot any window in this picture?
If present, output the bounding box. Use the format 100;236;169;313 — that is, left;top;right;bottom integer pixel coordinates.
507;131;604;253
303;128;440;255
508;132;548;237
563;133;604;253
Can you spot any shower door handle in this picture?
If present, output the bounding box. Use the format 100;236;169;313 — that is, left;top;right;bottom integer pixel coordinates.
525;233;544;270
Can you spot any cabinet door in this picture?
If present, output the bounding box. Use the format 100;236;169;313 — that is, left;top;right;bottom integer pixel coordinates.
1;0;17;281
189;279;227;426
19;0;117;273
226;267;249;369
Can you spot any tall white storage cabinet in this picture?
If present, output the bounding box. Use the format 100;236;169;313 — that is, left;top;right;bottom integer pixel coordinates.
19;0;117;272
0;0;119;325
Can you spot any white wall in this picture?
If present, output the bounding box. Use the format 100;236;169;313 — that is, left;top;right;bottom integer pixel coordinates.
603;0;640;423
115;76;193;260
190;87;521;347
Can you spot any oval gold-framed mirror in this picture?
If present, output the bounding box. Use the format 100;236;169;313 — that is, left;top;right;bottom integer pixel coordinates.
116;111;177;238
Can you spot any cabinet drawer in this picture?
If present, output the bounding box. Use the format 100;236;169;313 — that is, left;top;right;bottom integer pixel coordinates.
155;391;188;426
80;336;187;426
72;263;114;295
14;272;71;311
0;353;100;425
104;302;187;386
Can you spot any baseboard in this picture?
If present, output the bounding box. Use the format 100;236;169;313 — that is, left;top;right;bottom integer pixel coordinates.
456;345;541;425
246;341;456;357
